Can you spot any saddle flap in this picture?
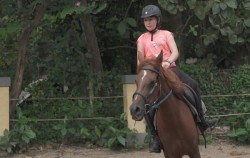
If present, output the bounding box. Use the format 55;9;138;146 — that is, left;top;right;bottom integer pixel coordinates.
183;84;201;122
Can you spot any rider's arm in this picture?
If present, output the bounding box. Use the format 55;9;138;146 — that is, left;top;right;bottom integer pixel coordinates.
137;43;144;66
166;34;179;64
162;34;179;69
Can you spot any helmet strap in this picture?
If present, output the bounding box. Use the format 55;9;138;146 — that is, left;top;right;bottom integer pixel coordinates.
149;29;157;41
148;17;159;41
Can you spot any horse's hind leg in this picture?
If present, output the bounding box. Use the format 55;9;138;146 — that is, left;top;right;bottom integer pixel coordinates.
189;146;201;158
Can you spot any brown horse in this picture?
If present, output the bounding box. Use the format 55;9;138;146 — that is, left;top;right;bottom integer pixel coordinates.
130;52;201;158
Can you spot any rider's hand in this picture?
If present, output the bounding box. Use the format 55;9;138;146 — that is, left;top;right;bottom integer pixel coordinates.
162;61;171;69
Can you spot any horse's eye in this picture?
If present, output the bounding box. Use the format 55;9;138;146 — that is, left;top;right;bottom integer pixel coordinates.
149;80;156;89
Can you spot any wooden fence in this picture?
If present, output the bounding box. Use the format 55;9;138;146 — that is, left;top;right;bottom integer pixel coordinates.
0;77;10;136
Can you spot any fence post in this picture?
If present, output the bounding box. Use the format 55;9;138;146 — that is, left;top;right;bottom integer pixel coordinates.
122;75;146;147
0;77;10;137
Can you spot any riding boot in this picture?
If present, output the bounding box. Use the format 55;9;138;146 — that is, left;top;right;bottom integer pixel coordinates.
149;133;161;153
145;109;161;153
199;114;218;131
205;117;218;129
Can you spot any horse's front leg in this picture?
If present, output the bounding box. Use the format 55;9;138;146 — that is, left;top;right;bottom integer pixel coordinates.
189;146;201;158
162;150;182;158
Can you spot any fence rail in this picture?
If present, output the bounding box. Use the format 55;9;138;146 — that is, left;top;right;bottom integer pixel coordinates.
9;93;250;122
9;96;124;101
9;93;250;101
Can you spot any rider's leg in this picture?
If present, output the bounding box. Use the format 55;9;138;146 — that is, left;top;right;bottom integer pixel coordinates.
170;67;218;131
201;100;207;113
201;100;218;130
144;108;161;153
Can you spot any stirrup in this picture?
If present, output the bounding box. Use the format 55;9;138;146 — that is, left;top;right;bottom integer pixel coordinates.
205;117;219;128
199;118;218;131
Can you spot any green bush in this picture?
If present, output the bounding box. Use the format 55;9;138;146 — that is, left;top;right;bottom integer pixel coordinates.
0;107;36;153
180;63;250;143
227;119;250;143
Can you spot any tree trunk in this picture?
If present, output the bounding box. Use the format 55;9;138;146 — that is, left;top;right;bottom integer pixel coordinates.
78;0;103;113
168;0;184;61
9;3;47;116
79;0;103;78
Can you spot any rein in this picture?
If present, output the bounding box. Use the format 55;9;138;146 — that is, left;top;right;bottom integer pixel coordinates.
146;89;172;113
133;66;173;114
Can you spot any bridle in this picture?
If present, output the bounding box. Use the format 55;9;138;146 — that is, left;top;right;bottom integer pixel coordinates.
133;66;173;114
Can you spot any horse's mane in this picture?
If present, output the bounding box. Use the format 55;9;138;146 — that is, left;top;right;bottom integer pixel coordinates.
138;59;184;99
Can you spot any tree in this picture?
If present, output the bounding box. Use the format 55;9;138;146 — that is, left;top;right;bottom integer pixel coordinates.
78;0;103;79
7;0;106;115
10;2;48;116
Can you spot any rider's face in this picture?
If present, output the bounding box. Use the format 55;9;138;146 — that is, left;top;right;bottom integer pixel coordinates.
144;16;158;31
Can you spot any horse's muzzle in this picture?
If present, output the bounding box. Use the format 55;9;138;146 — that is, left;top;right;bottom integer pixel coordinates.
129;104;145;121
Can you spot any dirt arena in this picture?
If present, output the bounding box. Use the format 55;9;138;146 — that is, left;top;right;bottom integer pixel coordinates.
1;139;249;158
1;128;249;158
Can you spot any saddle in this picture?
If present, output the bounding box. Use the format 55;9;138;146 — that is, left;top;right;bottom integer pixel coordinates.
182;84;208;147
182;84;202;123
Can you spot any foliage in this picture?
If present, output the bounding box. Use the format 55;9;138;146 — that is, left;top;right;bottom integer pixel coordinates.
227;119;250;143
0;107;36;153
199;135;214;145
51;113;129;149
158;0;249;61
180;63;250;143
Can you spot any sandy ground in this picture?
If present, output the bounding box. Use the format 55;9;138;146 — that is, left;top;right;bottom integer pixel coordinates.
1;140;249;158
1;128;249;158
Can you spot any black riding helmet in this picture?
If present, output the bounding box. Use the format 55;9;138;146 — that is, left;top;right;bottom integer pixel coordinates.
141;5;162;41
141;5;162;18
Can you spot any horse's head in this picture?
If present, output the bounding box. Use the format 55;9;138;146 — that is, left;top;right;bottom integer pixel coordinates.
130;52;164;121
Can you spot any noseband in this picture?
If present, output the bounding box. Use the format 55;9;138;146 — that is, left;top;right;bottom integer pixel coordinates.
133;66;173;113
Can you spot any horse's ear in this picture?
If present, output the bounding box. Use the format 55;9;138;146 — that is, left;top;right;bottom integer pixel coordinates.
156;50;163;63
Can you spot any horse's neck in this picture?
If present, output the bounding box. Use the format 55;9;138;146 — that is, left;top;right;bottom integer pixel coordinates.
158;92;192;126
161;78;171;95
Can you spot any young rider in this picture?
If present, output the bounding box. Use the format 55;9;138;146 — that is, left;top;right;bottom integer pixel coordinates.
137;4;218;153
